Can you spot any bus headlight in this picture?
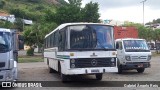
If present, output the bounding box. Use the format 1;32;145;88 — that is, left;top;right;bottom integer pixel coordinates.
71;64;75;68
125;56;131;61
71;59;75;63
111;58;115;62
147;55;152;60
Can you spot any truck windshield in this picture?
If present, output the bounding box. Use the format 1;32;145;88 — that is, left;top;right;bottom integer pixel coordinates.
123;40;150;52
0;32;11;52
69;25;114;50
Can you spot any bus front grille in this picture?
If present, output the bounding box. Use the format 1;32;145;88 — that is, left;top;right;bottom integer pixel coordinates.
70;58;116;68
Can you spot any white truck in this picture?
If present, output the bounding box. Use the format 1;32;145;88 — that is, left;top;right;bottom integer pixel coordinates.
115;38;151;73
0;28;21;82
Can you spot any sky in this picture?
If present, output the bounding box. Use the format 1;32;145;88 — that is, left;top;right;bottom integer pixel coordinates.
65;0;160;24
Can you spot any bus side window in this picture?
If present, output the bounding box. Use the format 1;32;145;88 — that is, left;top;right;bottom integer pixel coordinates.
58;28;66;51
53;31;57;47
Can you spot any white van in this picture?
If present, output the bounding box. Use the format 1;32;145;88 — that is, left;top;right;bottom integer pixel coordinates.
115;38;151;73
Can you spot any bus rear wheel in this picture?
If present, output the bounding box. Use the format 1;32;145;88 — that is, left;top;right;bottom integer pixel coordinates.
95;73;103;80
49;67;57;73
48;62;57;73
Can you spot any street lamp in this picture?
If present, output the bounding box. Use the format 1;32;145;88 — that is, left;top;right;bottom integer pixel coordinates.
140;0;147;26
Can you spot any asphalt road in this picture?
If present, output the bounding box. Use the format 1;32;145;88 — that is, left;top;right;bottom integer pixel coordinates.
1;56;160;90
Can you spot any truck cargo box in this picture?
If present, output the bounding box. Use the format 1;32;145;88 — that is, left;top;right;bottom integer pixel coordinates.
114;26;138;39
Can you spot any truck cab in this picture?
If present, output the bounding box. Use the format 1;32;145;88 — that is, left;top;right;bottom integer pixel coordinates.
0;28;19;82
115;38;151;73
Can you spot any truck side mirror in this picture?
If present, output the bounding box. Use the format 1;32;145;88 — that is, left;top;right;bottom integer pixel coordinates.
18;35;24;50
116;43;119;49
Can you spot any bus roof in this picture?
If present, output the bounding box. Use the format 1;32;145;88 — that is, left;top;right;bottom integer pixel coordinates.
45;23;113;38
0;28;11;32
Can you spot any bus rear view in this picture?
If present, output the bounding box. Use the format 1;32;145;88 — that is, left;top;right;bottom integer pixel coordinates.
44;23;118;82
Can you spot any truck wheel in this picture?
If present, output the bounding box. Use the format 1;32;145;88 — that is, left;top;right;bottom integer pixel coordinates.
137;68;145;73
118;65;122;74
95;73;103;80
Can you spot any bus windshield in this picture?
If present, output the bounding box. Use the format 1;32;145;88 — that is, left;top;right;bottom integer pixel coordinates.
69;25;114;50
0;32;11;52
123;40;150;52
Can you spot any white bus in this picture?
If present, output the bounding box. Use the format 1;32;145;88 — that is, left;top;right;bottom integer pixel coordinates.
44;23;118;82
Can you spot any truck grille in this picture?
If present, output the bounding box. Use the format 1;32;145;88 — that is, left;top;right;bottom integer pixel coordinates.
0;62;5;68
0;75;3;79
131;56;147;60
70;58;116;68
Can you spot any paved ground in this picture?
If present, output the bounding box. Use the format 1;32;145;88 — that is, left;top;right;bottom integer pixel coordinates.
1;56;160;90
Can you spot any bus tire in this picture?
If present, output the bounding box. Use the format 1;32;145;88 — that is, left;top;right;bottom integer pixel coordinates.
59;62;69;82
61;73;68;82
48;61;56;73
49;67;55;73
137;68;145;73
95;73;103;80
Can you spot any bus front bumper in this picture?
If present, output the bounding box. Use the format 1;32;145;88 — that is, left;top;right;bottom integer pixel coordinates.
62;67;118;75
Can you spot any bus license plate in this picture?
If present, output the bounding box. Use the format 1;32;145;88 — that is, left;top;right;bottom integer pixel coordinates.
138;64;143;67
91;69;99;73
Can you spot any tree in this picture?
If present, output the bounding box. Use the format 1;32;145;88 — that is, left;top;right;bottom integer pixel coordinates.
151;29;160;53
68;0;82;7
146;18;160;25
53;3;82;24
23;21;57;55
123;22;152;41
81;1;100;23
0;20;14;28
14;18;24;32
0;0;6;9
50;0;100;25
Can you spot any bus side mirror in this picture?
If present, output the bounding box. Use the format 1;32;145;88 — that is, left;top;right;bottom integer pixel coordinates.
18;35;24;50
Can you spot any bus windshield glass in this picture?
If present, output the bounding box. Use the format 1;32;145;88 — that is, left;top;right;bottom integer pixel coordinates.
69;25;114;50
123;40;150;52
0;32;11;52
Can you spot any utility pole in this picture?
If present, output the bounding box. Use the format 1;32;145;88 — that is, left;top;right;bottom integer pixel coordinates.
140;0;147;26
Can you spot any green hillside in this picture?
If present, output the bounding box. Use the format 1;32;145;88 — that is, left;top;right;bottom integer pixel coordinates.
0;0;67;21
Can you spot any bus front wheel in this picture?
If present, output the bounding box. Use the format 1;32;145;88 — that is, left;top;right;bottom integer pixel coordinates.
59;62;69;82
61;73;69;82
95;73;103;80
137;68;145;73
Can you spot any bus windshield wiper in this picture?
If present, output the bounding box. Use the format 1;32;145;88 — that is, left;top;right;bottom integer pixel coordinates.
97;39;109;51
